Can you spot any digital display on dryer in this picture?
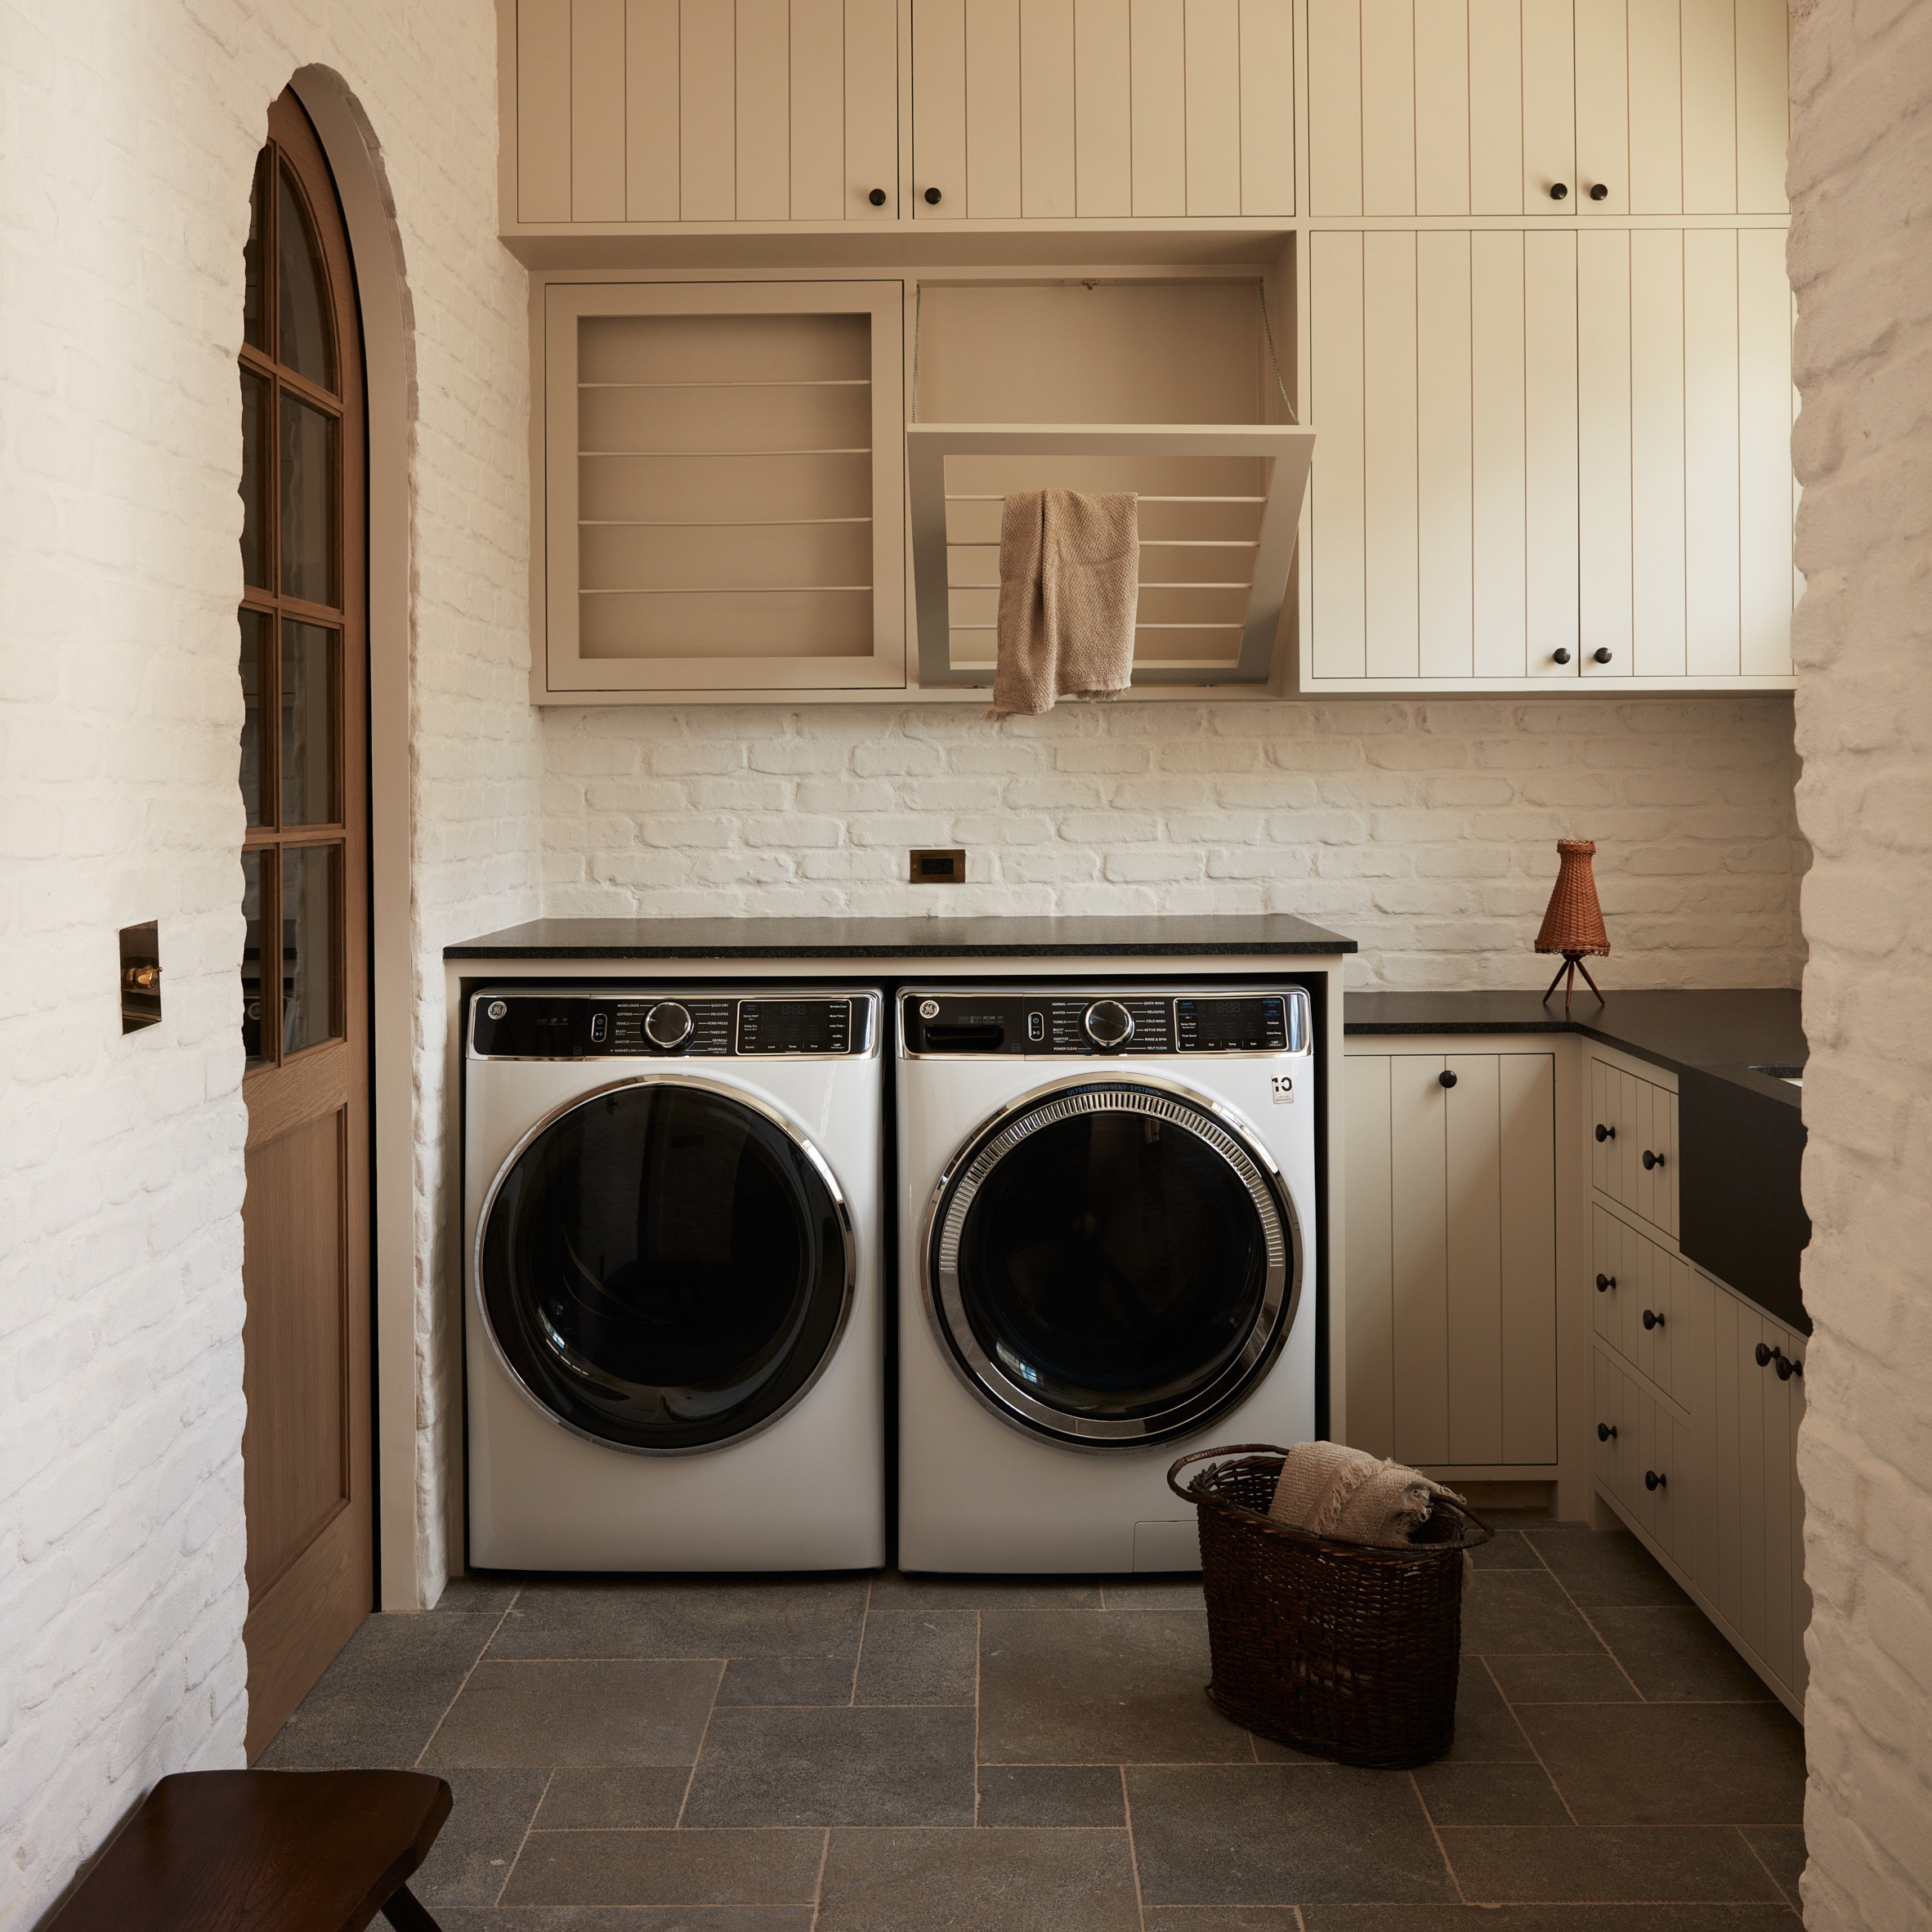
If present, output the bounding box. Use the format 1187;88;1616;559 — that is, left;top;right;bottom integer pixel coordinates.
738;1000;852;1054
1174;997;1288;1052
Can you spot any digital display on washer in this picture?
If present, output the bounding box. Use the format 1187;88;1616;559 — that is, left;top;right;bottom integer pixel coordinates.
738;999;852;1055
1174;996;1287;1052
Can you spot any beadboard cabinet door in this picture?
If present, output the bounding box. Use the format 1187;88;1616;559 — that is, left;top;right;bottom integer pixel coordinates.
1307;0;1787;218
910;0;1295;218
515;0;901;223
1346;1051;1558;1471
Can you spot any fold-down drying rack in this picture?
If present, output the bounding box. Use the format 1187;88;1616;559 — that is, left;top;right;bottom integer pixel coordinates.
906;423;1317;689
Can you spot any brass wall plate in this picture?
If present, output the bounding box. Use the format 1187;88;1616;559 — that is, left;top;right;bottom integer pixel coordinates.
119;922;161;1032
910;848;966;884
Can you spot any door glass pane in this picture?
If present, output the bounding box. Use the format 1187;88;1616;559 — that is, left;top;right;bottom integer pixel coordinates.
240;368;270;589
244;150;270;353
242;848;270;1066
281;621;338;825
280;393;338;606
281;844;342;1053
276;163;336;388
239;610;270;826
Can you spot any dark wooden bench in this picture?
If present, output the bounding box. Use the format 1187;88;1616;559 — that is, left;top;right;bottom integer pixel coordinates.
47;1770;452;1932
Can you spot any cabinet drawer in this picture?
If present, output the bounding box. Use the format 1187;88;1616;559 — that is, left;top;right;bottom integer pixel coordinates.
1593;1344;1695;1565
1590;1057;1679;1233
1590;1204;1697;1407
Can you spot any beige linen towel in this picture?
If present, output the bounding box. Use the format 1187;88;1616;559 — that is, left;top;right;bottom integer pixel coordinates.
1268;1440;1465;1550
987;489;1139;718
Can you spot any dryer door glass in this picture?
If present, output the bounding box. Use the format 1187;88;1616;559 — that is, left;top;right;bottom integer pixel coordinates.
480;1080;854;1452
931;1084;1296;1446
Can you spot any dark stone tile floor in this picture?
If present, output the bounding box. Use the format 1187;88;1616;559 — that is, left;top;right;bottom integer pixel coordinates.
261;1518;1805;1929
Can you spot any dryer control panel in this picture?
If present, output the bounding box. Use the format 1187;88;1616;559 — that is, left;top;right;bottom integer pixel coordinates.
471;991;876;1059
901;987;1309;1057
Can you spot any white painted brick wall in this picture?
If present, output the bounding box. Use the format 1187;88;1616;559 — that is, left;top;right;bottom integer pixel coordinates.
541;698;1807;989
0;3;539;1920
1788;0;1932;1922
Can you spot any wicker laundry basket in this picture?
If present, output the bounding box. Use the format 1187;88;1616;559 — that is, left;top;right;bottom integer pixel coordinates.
1168;1443;1495;1770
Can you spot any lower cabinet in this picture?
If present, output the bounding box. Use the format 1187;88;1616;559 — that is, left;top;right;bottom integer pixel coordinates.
1345;1048;1559;1473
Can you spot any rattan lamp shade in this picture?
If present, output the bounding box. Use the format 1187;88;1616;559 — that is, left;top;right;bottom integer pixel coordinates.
1536;840;1610;956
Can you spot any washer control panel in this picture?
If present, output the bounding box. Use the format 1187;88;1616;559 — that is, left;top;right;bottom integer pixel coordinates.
901;987;1308;1057
471;991;876;1059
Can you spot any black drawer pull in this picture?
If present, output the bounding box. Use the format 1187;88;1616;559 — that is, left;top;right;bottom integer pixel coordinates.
1642;1148;1666;1170
1754;1341;1773;1368
1642;1308;1665;1331
1592;647;1614;664
1550;181;1570;199
1644;1469;1667;1491
1755;1343;1805;1380
868;187;888;205
1595;1123;1615;1142
1596;1273;1615;1293
1438;1069;1457;1088
1589;181;1610;200
1598;1423;1617;1442
1553;647;1572;664
924;186;942;203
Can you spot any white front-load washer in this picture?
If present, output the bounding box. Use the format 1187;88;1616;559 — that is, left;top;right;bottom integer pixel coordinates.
896;982;1317;1572
464;983;885;1571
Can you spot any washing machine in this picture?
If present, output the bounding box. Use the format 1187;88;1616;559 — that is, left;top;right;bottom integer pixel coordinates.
896;982;1317;1572
464;983;885;1571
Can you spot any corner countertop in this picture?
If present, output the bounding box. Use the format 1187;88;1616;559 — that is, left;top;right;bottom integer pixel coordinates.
445;914;1357;959
1344;989;1805;1107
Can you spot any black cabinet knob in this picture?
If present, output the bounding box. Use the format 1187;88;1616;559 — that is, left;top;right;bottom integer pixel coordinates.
1550;181;1570;199
1642;1149;1665;1170
1644;1469;1668;1491
1592;647;1613;664
1589;182;1610;200
1778;1353;1802;1381
1598;1423;1617;1441
868;187;888;205
1595;1273;1615;1293
924;186;942;204
1642;1308;1665;1330
1553;647;1572;664
1594;1123;1615;1142
1439;1069;1458;1088
1755;1341;1774;1368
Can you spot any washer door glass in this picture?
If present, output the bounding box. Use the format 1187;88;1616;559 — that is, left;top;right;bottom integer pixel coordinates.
480;1080;853;1451
930;1083;1295;1446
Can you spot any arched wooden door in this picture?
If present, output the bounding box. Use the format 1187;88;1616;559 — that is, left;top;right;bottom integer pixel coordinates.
237;89;373;1761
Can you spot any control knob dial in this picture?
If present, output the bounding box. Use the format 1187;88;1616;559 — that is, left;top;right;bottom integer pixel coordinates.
1083;999;1134;1049
644;1000;694;1049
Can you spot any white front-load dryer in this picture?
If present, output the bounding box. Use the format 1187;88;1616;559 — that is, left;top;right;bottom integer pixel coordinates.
464;984;885;1571
896;983;1317;1573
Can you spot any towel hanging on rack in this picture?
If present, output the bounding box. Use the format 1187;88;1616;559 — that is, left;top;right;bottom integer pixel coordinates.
987;490;1139;718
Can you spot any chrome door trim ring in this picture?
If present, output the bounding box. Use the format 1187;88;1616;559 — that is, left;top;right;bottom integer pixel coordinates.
922;1073;1301;1451
472;1071;858;1457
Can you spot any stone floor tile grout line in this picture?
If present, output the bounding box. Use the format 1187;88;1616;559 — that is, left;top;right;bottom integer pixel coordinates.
971;1607;983;1826
493;1765;552;1907
670;1658;727;1828
807;1824;832;1929
1118;1761;1149;1932
1408;1766;1469;1905
1519;1528;1650;1702
1478;1654;1581;1828
1737;1823;1800;1907
412;1594;522;1769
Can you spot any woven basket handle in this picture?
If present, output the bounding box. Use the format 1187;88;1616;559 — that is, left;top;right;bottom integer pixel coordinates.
1165;1443;1289;1505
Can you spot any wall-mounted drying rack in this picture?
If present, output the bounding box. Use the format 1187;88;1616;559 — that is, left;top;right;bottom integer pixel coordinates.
905;424;1317;689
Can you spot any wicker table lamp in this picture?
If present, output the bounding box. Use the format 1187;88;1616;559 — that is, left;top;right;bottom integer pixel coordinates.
1536;839;1608;1011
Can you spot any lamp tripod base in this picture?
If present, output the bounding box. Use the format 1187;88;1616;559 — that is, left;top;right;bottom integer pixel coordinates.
1540;951;1605;1013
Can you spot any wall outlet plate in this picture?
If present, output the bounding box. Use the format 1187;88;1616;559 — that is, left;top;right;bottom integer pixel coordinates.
119;921;161;1033
910;848;966;884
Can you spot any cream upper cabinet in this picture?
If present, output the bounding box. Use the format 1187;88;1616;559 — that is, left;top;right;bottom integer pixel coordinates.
1307;0;1788;218
910;0;1295;218
514;0;901;223
1304;223;1794;689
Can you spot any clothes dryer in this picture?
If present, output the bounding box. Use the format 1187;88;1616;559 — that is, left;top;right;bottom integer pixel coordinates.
464;984;885;1570
896;983;1317;1572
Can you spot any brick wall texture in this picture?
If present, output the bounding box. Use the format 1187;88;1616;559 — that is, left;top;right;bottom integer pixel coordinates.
540;696;1805;991
0;5;539;1920
1788;0;1932;1923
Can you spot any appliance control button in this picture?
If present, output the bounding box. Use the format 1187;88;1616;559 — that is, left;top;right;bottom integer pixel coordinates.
1027;1011;1045;1041
644;1000;695;1049
1083;999;1134;1049
485;999;508;1020
588;1013;609;1044
919;999;941;1019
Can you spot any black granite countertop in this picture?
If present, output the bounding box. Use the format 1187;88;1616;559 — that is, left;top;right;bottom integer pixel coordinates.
1344;989;1805;1107
445;914;1357;959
